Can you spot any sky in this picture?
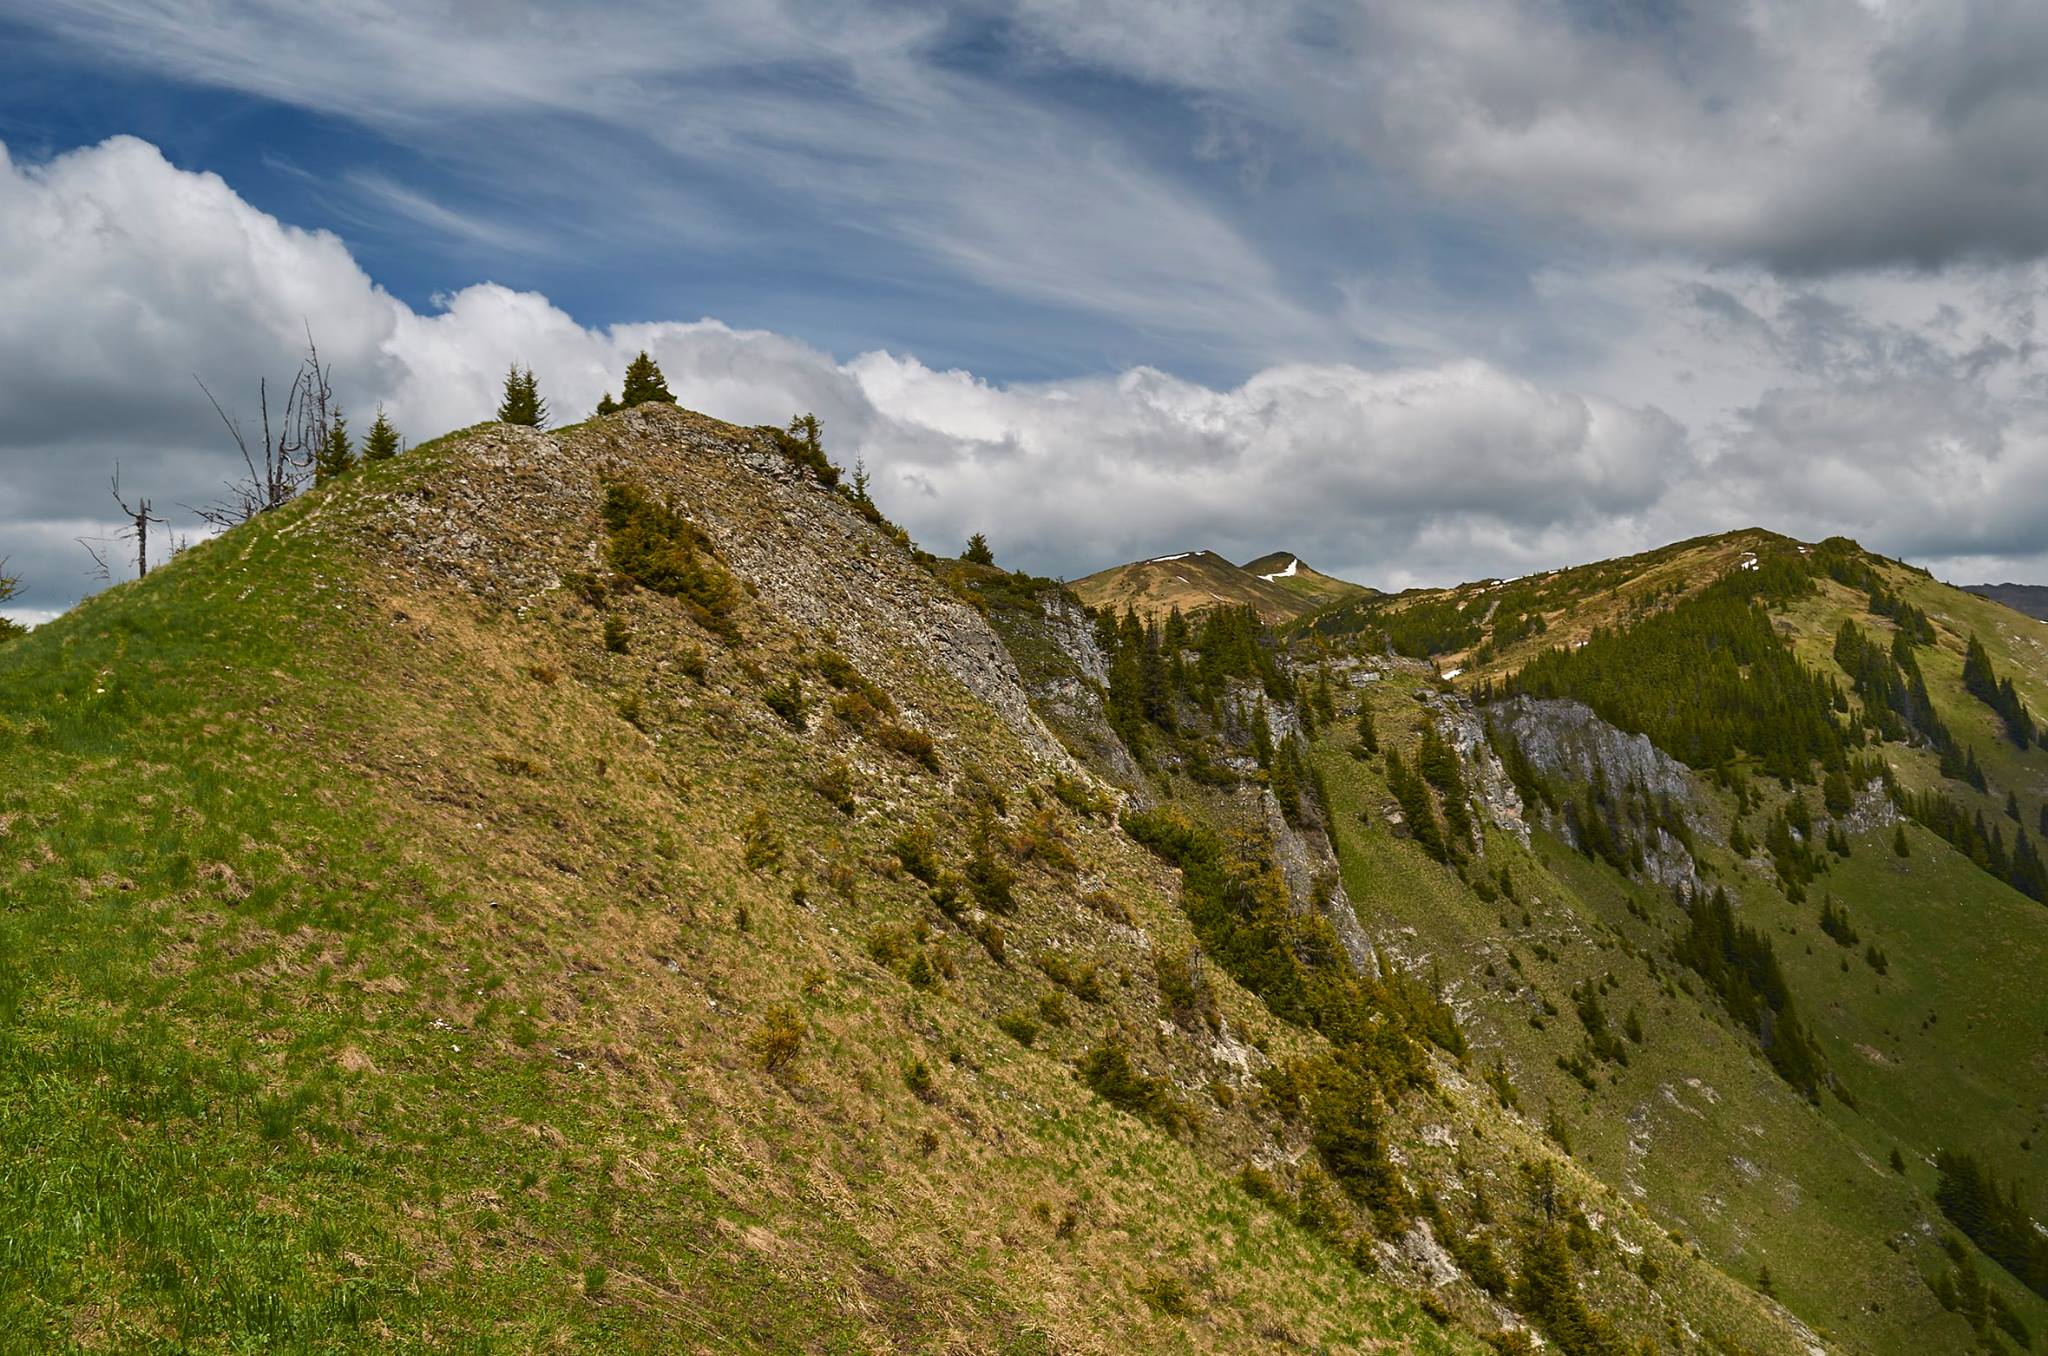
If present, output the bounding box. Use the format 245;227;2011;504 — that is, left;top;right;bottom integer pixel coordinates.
7;0;2048;625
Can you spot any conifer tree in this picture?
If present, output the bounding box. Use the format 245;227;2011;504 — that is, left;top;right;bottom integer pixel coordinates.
1824;768;1853;816
1355;704;1379;755
788;411;822;454
314;412;354;484
496;364;547;426
1894;824;1909;857
961;532;995;566
595;391;620;417
619;351;676;408
362;406;401;461
0;562;22;642
1964;633;2035;748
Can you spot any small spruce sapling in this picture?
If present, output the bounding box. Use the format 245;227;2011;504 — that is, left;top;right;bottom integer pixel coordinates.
961;532;996;566
314;411;355;484
362;405;401;460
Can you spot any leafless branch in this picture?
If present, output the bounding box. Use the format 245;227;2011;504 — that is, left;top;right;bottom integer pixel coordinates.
192;327;335;528
77;535;112;582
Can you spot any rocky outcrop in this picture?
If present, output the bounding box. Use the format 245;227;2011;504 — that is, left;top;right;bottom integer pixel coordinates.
1485;695;1711;894
1487;696;1705;831
369;407;1084;773
1416;687;1527;846
1255;786;1375;973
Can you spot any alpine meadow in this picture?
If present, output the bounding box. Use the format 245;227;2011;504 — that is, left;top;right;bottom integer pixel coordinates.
7;4;2048;1354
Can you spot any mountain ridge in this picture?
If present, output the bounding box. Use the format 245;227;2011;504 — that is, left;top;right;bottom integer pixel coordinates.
4;409;2045;1353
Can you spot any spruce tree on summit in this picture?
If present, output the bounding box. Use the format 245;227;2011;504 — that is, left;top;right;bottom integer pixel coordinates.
620;351;676;408
496;364;548;427
363;406;401;461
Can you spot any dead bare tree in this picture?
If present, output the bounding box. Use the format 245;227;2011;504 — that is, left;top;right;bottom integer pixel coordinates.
108;464;165;578
192;327;337;528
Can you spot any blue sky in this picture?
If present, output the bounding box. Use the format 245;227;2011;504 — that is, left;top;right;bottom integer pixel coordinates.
7;1;2048;622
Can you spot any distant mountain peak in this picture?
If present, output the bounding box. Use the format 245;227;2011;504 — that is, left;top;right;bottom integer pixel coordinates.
1072;548;1371;623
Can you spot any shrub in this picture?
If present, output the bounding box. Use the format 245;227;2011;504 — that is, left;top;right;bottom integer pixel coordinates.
1081;889;1135;926
764;675;807;729
903;1057;937;1101
1305;1056;1411;1231
1037;992;1071;1027
602;614;631;653
1035;950;1104;1003
995;1010;1040;1047
874;721;940;770
966;811;1018;914
867;925;916;970
1050;772;1111;816
751;1006;806;1073
600;481;738;639
1078;1042;1188;1134
813;759;856;814
1012;806;1077;872
1156;947;1219;1032
892;828;942;884
1513;1226;1616;1356
1137;1271;1195;1316
812;649;893;712
763;413;840;486
742;810;781;871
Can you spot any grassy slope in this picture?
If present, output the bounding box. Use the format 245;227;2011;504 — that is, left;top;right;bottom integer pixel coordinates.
1301;530;1784;678
1300;535;2048;1354
0;416;1482;1353
1313;664;2048;1354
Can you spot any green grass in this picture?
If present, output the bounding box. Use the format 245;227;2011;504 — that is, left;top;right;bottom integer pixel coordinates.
0;417;1508;1353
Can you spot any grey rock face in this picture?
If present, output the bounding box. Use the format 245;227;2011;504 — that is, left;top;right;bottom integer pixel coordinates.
1487;696;1710;838
1485;695;1712;895
1416;687;1527;846
1255;786;1374;974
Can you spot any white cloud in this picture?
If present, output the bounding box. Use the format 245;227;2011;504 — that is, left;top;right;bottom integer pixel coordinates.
7;132;2048;627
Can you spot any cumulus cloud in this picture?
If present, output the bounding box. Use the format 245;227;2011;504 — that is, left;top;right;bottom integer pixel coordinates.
0;134;1695;617
7;133;2048;628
